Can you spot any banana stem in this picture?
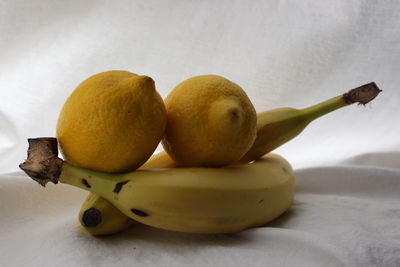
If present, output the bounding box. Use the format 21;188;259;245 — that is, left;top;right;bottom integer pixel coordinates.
300;95;346;123
19;137;121;193
300;82;381;123
59;163;120;196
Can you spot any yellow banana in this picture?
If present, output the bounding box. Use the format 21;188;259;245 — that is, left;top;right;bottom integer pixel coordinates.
20;140;293;234
241;82;381;162
79;82;381;235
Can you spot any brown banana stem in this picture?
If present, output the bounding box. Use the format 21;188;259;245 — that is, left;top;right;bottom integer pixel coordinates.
343;82;382;105
19;138;63;186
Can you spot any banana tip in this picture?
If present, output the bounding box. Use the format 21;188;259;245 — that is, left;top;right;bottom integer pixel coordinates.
19;137;63;186
344;82;382;105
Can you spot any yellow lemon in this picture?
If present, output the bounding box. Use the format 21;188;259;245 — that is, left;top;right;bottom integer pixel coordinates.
162;75;257;167
57;70;166;172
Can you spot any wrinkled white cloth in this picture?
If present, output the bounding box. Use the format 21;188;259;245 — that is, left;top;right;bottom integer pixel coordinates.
1;0;400;266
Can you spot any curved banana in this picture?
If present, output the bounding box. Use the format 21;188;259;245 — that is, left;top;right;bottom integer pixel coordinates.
78;82;381;234
21;143;294;234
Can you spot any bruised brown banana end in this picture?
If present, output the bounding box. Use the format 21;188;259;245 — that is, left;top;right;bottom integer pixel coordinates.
343;82;382;105
19;138;63;186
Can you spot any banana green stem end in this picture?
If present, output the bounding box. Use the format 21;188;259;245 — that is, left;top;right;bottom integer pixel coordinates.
300;82;382;123
19;138;63;186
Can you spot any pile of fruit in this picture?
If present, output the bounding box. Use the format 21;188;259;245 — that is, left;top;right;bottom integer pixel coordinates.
20;71;381;235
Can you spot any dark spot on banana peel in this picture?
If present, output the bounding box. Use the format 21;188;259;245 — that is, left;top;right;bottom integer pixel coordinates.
113;180;129;194
81;178;91;188
259;199;264;204
82;208;102;227
131;209;148;217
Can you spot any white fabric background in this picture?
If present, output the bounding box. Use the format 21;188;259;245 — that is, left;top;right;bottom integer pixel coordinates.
0;1;399;266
